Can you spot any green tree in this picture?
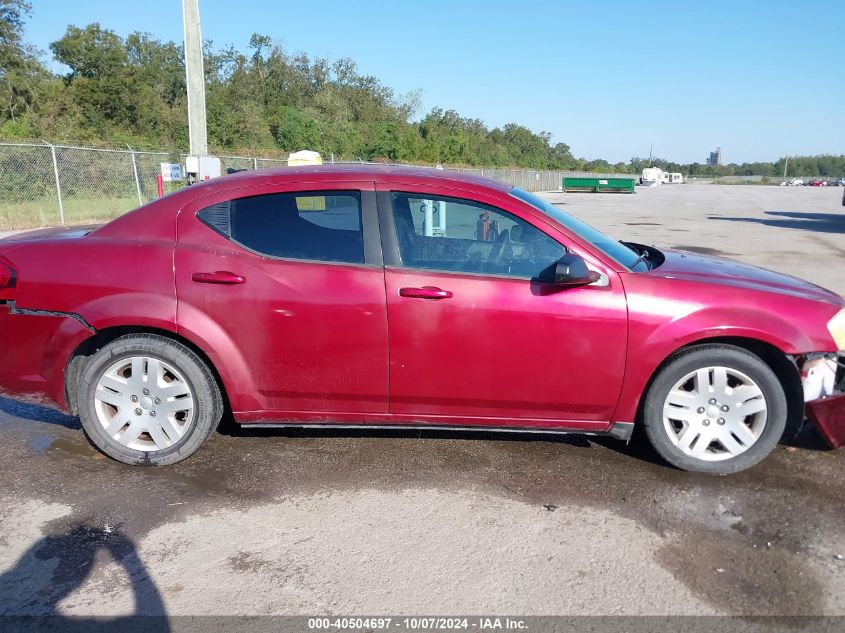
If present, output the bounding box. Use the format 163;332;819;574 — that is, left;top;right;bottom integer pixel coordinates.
270;106;321;151
0;0;48;132
50;24;135;135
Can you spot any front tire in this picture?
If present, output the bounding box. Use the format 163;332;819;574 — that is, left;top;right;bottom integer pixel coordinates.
642;345;787;474
77;334;223;465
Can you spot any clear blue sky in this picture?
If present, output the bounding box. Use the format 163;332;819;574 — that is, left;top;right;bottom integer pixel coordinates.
24;0;845;164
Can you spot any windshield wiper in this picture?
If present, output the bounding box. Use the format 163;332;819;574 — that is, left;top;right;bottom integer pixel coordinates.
619;240;652;270
630;248;652;270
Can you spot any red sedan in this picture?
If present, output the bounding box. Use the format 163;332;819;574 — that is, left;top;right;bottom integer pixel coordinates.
1;166;843;473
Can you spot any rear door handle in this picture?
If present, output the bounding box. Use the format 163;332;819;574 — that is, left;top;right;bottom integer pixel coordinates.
192;271;246;285
399;286;453;300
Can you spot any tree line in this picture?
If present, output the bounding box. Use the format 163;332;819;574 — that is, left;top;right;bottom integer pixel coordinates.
1;1;842;176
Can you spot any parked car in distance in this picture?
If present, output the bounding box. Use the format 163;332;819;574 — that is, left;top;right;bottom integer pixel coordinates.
0;166;843;474
808;179;826;187
787;178;804;186
829;177;845;187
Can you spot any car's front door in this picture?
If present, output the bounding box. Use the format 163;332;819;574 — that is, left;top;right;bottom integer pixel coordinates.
377;185;628;429
175;181;388;417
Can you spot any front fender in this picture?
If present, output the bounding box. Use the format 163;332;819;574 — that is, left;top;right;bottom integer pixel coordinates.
613;291;837;424
641;306;813;356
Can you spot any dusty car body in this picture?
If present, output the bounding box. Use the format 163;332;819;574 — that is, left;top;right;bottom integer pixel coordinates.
0;165;843;473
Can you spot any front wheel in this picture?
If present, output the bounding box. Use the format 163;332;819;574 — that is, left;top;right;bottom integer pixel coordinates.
77;334;223;465
642;345;787;474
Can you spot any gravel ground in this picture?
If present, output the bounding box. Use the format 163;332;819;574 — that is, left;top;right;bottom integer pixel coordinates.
0;184;844;619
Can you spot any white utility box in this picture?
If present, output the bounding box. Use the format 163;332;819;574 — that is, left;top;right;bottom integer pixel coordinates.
185;155;222;181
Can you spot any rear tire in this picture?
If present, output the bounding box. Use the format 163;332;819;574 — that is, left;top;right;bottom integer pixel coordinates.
642;344;787;474
77;334;222;465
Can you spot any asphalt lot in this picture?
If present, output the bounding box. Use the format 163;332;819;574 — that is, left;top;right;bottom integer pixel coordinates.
1;184;844;618
554;183;845;295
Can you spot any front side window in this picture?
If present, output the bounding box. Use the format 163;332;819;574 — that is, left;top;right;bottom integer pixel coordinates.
198;190;364;264
390;192;565;278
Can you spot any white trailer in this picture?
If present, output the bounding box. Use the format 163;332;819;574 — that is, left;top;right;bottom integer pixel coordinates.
641;167;663;187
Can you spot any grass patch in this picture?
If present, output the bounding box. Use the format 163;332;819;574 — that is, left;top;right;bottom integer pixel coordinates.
0;196;140;231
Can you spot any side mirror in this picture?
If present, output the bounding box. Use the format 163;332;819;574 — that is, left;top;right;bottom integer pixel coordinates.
552;253;602;286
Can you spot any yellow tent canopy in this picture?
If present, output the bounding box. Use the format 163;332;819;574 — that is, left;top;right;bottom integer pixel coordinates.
287;150;323;166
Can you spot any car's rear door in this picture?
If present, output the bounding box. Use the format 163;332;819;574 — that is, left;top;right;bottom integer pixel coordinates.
377;183;628;429
175;180;388;418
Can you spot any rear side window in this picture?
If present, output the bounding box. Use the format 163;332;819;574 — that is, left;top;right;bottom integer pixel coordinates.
198;191;364;264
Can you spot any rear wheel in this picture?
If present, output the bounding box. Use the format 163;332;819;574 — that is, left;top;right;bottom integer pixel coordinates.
77;334;222;465
642;345;787;474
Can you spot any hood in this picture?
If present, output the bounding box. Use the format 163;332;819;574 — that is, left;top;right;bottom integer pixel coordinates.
651;247;843;305
0;224;101;243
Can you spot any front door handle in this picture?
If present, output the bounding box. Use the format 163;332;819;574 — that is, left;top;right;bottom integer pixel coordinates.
192;271;246;285
399;286;453;300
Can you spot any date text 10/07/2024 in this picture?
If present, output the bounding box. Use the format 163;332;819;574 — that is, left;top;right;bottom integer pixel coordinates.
307;617;528;630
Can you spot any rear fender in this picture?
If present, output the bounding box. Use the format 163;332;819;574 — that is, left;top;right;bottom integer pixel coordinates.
55;313;252;415
76;293;177;332
174;302;260;412
45;314;97;409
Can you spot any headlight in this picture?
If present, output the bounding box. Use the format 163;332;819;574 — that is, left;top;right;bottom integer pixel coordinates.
828;308;845;351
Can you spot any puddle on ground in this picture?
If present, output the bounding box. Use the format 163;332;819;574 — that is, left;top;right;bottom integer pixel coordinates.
655;529;825;615
29;434;56;454
672;245;736;256
47;437;102;459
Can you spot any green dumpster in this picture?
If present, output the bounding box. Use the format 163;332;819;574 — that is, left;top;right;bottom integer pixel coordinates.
563;176;636;193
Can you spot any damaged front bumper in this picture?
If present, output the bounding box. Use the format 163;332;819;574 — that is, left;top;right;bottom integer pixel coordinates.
801;354;845;448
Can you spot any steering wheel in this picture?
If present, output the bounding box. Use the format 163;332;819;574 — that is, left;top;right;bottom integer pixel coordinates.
486;229;512;272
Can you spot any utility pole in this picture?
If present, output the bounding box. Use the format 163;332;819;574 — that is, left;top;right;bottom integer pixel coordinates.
183;0;208;156
783;156;789;181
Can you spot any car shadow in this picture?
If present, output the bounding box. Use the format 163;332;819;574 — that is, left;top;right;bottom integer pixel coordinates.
589;432;666;466
0;525;169;630
217;415;593;448
709;210;845;234
5;396;830;468
217;417;709;473
781;420;834;451
586;420;832;471
0;395;80;429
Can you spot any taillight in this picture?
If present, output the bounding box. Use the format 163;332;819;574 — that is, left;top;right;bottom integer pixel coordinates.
0;258;17;300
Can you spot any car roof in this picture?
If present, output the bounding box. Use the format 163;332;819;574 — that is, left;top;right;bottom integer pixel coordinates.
93;164;515;240
197;163;514;193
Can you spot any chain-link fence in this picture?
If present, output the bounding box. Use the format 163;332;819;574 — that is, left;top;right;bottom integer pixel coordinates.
447;167;634;192
0;143;184;230
0;141;630;231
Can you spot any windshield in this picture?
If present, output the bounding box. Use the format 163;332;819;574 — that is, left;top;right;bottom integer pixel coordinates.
509;187;646;271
